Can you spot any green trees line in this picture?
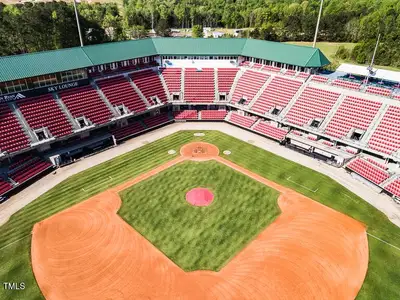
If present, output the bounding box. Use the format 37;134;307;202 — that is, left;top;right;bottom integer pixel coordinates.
0;0;399;67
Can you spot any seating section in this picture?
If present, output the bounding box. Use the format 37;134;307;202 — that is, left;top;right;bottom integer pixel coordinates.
200;110;227;120
252;63;263;70
174;110;198;120
239;61;250;67
184;68;215;102
160;68;182;93
311;75;329;83
60;86;113;124
253;121;288;141
17;94;73;138
366;86;392;97
251;77;302;114
366;157;388;170
143;113;170;129
368;105;400;155
385;179;400;198
0;178;13;196
297;72;310;79
284;70;296;77
332;79;361;90
111;121;145;140
263;66;281;73
231;70;269;105
322;140;334;147
217;68;239;93
97;76;147;113
130;70;168;104
347;158;390;185
285;87;341;126
228;112;257;128
0;103;30;153
8;157;53;184
393;94;400;100
324;96;381;138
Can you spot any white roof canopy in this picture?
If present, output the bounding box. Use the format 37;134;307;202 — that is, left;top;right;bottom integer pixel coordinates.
336;63;400;83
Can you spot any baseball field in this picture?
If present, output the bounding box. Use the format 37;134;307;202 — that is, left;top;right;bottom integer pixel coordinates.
1;130;400;299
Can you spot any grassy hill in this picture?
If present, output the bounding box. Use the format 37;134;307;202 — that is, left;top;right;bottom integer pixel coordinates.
286;41;400;72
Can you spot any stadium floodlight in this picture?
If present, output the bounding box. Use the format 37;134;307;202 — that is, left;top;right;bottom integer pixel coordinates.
73;0;84;47
365;34;381;84
312;0;324;48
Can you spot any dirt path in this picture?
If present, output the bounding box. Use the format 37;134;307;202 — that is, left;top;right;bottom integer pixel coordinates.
31;142;368;300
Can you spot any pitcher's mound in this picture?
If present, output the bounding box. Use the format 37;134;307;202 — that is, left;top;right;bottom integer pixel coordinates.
186;188;214;206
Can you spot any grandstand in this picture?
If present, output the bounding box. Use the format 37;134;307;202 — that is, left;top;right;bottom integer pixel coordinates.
0;37;400;202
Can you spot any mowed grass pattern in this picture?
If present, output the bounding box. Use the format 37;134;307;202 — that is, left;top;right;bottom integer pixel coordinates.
0;130;399;299
119;160;280;271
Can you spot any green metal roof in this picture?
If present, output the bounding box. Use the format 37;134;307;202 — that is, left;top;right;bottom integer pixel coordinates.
82;38;157;65
152;37;247;56
241;39;330;68
0;47;92;82
0;38;330;82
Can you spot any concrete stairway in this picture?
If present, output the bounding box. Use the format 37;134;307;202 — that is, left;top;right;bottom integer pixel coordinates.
91;81;119;117
8;102;37;143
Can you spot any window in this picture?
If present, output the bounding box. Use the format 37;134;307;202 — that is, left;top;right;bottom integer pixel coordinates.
60;69;86;83
32;74;57;88
3;79;29;94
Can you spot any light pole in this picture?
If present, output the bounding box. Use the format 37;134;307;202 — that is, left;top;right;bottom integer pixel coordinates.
73;0;84;47
312;0;324;48
365;33;381;85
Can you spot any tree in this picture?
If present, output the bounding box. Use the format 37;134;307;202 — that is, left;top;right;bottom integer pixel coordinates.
192;25;203;38
335;46;351;60
129;25;148;39
155;18;171;37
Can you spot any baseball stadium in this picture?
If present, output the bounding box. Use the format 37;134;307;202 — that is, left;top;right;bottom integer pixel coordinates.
0;37;400;300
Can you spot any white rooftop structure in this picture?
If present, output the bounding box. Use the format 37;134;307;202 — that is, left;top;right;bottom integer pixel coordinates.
336;63;400;83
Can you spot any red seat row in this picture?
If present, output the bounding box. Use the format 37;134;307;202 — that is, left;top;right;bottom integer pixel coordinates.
200;110;227;120
228;112;257;128
59;86;113;125
253;121;288;141
251;76;302;114
97;76;147;113
285;86;340;126
174;110;198;120
111;121;145;140
231;70;270;105
347;158;390;185
130;70;168;104
17;94;73;138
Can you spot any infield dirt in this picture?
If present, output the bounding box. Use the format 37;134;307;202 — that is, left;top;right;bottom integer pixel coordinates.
31;142;368;300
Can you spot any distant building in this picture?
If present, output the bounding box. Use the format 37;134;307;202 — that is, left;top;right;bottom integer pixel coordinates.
212;32;224;38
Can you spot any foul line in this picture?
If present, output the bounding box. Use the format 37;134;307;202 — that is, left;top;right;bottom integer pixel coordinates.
286;176;318;193
367;232;400;252
0;234;31;251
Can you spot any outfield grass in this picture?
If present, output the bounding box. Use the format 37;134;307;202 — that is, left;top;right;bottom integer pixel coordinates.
0;130;400;299
119;160;280;271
